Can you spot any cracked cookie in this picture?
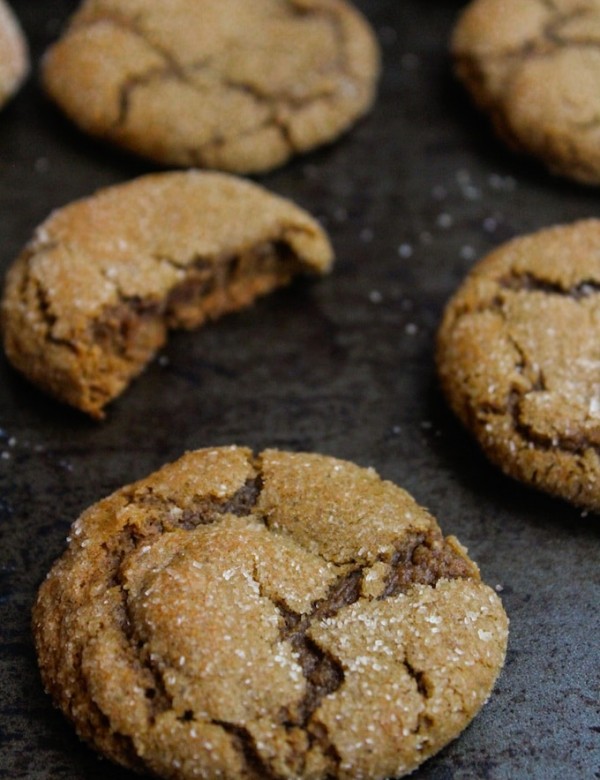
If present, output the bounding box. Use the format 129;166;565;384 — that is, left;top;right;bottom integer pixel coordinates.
452;0;600;184
437;219;600;512
1;170;333;419
33;446;508;780
0;0;28;109
41;0;380;173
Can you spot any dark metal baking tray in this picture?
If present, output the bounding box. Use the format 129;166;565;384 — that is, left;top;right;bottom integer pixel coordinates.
1;2;598;778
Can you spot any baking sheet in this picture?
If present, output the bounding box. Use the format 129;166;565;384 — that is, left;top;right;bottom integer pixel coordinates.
0;2;598;778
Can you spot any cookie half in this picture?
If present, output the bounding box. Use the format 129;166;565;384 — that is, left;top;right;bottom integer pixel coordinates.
42;0;380;173
437;219;600;512
1;171;333;418
33;446;508;780
0;0;28;108
452;0;600;184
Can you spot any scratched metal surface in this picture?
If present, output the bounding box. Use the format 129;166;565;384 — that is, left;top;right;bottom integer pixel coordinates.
0;2;598;779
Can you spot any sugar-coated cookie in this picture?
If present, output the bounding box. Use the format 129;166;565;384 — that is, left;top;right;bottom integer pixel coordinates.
452;0;600;184
1;171;333;418
33;446;508;780
437;219;600;512
0;0;28;108
42;0;380;173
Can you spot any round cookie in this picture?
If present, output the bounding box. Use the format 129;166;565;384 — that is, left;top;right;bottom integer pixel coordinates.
437;219;600;512
41;0;380;173
0;0;28;108
452;0;600;184
33;446;508;780
0;170;333;419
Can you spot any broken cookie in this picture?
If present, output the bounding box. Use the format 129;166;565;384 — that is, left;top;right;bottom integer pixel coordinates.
452;0;600;184
437;219;600;512
1;171;333;418
0;0;28;109
33;446;508;780
42;0;380;173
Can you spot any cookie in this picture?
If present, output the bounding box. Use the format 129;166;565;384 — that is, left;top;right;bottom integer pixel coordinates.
0;0;28;108
452;0;600;184
437;219;600;512
33;446;508;780
41;0;380;173
1;171;333;418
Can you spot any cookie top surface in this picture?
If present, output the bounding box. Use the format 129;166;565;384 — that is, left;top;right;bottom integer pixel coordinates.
1;170;333;418
452;0;600;184
42;0;380;173
0;0;28;107
33;447;508;780
437;219;600;512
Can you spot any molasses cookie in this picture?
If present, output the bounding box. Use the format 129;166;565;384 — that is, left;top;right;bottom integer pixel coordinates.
437;219;600;512
0;0;28;108
452;0;600;184
1;171;333;418
33;446;508;780
42;0;380;173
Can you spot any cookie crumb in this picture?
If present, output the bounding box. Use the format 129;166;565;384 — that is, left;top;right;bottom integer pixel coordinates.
459;245;477;261
436;213;454;229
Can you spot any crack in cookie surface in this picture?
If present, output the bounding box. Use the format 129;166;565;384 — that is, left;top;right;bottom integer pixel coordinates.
499;271;600;297
466;273;600;452
105;5;353;166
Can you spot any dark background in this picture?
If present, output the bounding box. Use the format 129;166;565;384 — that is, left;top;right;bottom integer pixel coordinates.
0;2;598;778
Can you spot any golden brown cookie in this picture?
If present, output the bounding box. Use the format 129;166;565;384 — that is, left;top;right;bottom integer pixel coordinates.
437;219;600;512
33;446;508;780
41;0;380;173
1;171;333;418
0;0;28;108
452;0;600;184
